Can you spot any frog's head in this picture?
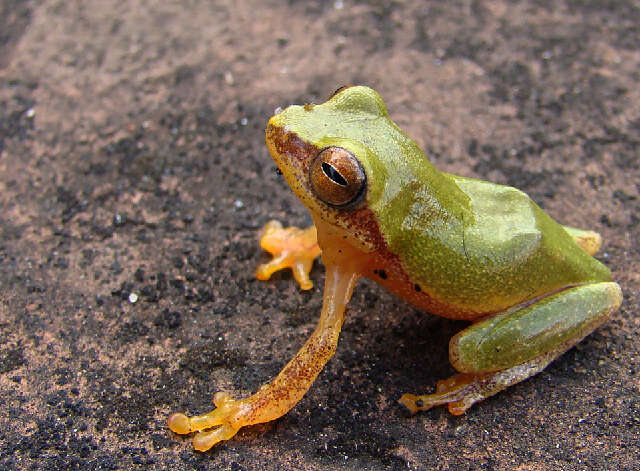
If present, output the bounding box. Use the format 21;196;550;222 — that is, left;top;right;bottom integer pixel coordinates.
266;85;415;252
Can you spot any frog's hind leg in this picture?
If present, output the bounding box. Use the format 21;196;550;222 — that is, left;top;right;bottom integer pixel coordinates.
399;356;556;415
563;226;602;256
399;282;622;416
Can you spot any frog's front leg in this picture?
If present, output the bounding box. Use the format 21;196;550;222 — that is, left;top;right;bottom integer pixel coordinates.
168;263;358;451
400;282;622;415
255;220;321;290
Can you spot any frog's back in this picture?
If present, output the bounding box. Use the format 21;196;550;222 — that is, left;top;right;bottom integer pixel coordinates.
378;174;611;316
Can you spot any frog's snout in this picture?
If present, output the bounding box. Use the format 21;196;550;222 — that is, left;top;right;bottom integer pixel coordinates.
266;121;318;169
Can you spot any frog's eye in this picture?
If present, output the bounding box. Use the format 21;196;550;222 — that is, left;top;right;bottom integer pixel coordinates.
309;146;366;207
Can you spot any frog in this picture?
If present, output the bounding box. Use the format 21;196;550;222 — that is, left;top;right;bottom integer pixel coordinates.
168;85;622;451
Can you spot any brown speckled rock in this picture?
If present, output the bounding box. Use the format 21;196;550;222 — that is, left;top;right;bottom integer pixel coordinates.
1;1;638;470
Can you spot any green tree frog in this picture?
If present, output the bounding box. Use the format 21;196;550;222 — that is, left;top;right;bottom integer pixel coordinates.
168;85;622;451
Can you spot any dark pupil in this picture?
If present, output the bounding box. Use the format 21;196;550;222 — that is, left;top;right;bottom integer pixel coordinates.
321;162;348;186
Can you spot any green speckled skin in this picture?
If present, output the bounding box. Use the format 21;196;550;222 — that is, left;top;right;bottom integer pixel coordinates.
267;85;621;373
449;282;621;372
378;175;611;313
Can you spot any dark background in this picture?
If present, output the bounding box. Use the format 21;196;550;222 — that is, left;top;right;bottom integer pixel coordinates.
1;1;638;470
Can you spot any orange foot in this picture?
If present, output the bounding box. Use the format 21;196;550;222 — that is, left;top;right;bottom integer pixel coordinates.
255;220;321;290
168;392;248;451
399;373;488;416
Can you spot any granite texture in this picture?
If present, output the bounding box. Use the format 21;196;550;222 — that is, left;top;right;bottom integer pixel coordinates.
0;1;638;470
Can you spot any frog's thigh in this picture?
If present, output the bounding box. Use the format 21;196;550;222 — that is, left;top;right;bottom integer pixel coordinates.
399;282;621;416
450;282;622;374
